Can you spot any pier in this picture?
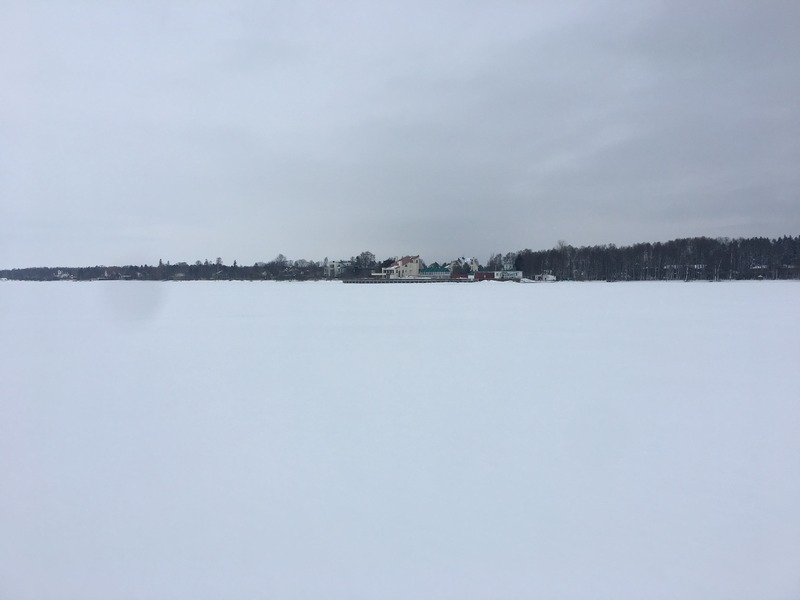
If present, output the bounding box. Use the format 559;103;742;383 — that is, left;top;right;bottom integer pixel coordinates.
342;277;472;284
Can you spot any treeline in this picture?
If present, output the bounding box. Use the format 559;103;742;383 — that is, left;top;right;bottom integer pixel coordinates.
513;236;800;281
0;255;325;282
1;236;799;282
0;251;398;282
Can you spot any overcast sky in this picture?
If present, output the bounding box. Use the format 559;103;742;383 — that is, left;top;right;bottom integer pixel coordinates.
2;0;798;267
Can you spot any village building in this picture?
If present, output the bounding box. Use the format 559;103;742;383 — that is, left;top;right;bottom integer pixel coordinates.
474;270;524;281
449;257;481;273
534;272;557;282
496;269;523;280
325;260;350;278
380;256;421;279
419;266;450;279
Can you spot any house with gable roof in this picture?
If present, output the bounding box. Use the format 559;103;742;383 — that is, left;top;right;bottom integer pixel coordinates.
380;255;421;279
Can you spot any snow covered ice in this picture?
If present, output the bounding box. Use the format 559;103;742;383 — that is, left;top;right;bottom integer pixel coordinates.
1;280;799;599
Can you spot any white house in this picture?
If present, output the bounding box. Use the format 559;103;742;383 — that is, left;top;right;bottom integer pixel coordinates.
381;256;421;279
325;260;350;278
449;257;481;273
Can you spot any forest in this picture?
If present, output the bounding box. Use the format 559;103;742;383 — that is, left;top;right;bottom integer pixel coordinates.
1;235;798;282
512;235;800;281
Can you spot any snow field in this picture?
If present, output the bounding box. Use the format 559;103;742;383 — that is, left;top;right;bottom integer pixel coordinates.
1;280;799;599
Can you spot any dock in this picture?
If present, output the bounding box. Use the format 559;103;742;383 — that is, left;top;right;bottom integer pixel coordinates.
342;278;473;284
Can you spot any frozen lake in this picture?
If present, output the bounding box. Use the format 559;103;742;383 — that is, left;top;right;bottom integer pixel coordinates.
2;280;799;599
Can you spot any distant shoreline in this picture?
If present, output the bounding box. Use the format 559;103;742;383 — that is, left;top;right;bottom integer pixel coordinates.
2;235;798;282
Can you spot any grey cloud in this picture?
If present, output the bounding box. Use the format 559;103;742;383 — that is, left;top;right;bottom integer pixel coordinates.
1;0;798;266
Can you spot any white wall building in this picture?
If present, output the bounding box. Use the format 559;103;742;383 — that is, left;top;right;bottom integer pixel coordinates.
325;260;350;278
495;270;523;280
449;257;481;273
381;256;421;279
